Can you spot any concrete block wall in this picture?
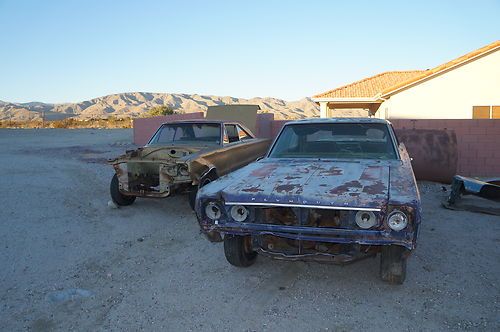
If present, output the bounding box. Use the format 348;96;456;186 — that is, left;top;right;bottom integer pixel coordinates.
254;113;275;138
270;120;288;139
132;114;500;177
266;118;500;177
390;119;500;177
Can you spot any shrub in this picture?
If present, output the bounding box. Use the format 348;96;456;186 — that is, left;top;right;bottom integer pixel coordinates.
145;105;175;117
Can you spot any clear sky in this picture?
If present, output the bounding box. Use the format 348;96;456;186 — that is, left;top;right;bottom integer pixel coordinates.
0;0;498;103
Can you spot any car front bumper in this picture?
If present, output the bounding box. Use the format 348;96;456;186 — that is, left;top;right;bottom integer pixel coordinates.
199;221;417;250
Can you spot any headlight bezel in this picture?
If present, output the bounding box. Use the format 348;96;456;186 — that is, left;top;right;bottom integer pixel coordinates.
387;210;409;231
161;163;190;177
204;201;223;221
177;164;190;177
162;164;178;176
230;205;249;222
355;210;377;229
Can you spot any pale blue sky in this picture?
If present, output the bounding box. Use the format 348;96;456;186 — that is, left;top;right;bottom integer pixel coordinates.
0;0;498;103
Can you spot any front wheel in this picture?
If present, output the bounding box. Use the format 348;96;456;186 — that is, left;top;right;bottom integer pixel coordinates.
110;174;136;206
224;235;257;267
380;245;408;284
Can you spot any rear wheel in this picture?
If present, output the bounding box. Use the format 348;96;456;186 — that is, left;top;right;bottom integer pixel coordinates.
224;235;257;267
110;174;136;206
188;174;216;210
380;245;408;284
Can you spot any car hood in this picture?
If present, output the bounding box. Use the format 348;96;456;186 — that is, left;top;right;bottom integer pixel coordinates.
207;159;395;210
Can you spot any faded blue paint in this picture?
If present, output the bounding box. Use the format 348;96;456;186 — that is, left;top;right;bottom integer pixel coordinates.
195;119;422;259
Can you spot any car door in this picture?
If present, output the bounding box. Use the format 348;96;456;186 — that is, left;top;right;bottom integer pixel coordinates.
218;124;249;174
206;124;260;175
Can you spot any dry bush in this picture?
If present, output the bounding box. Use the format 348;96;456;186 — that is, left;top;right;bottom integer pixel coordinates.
0;117;133;129
143;105;175;117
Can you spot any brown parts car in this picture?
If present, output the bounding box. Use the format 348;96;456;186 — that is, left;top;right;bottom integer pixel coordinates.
108;120;270;209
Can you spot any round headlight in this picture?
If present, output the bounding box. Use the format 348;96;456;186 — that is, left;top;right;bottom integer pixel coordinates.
230;205;249;222
205;202;222;220
355;211;377;229
387;210;408;231
178;164;189;176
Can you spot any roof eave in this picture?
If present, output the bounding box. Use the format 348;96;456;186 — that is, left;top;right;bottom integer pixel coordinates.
382;43;500;98
312;97;381;103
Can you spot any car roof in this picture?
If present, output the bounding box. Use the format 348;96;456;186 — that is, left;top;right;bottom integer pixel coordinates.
160;119;242;126
157;119;256;136
285;117;391;125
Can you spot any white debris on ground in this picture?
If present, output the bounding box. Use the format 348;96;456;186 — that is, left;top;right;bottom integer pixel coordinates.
107;200;118;209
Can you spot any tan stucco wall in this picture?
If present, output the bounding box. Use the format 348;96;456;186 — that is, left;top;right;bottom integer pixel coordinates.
380;49;500;119
327;108;369;117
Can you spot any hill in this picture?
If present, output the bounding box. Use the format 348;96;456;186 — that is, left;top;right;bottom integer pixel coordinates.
0;92;319;121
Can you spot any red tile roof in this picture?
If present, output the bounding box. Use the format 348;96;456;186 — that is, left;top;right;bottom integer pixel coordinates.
313;71;424;99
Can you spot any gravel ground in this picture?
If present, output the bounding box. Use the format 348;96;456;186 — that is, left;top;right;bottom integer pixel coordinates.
0;129;499;331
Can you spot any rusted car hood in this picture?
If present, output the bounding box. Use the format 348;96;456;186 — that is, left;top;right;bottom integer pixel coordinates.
205;159;403;210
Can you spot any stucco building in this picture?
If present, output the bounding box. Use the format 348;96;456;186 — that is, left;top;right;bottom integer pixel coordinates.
313;41;500;119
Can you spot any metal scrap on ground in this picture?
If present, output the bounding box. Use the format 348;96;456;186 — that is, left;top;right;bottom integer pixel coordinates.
443;175;500;215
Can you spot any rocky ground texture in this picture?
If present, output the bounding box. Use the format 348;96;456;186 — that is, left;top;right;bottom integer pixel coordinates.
0;129;499;331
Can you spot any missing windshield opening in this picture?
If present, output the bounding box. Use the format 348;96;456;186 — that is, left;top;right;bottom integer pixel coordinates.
270;123;397;160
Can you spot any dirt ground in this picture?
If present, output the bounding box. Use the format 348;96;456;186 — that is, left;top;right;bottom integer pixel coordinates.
0;129;499;331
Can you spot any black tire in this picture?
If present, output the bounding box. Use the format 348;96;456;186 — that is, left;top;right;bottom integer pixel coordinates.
188;188;197;211
188;174;216;211
110;174;136;206
380;245;408;284
223;235;257;267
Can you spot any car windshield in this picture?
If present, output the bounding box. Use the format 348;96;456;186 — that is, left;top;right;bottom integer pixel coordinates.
148;123;221;146
269;123;398;160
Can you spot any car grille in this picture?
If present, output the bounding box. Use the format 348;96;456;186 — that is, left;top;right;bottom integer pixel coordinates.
255;207;358;229
127;162;160;192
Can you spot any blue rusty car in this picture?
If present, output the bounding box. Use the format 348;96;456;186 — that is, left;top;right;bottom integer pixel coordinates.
195;118;421;284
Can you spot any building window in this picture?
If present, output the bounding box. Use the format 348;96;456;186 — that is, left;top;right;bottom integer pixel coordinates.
472;106;490;119
472;105;500;119
493;106;500;119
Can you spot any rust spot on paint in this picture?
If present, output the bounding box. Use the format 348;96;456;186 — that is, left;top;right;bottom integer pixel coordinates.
320;167;343;176
241;187;264;193
250;165;278;177
360;167;380;180
275;183;302;193
329;180;362;195
362;181;386;195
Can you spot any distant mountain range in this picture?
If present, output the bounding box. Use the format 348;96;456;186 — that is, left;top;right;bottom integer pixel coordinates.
0;92;319;121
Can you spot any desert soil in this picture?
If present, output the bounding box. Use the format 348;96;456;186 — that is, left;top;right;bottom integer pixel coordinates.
0;129;499;331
